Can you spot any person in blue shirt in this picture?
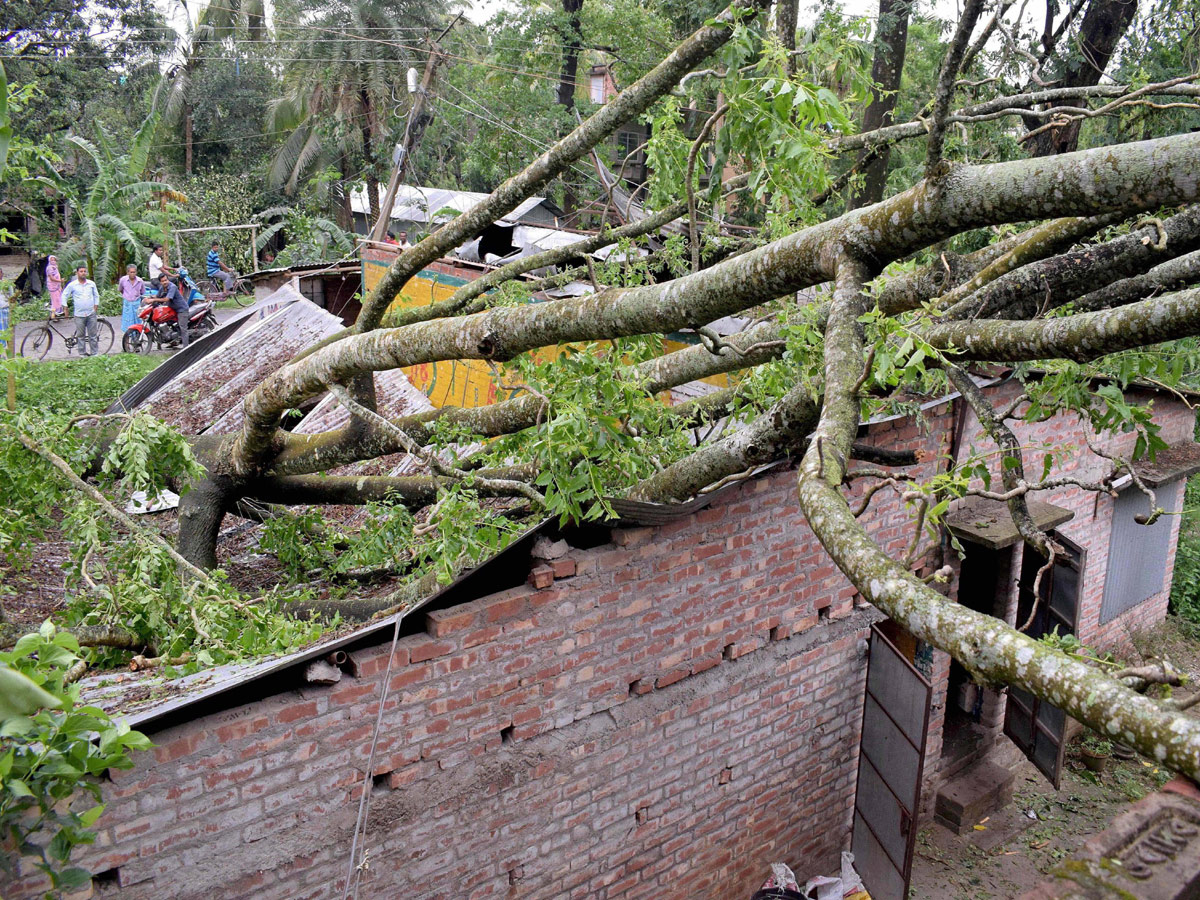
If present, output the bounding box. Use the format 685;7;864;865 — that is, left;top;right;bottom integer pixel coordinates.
157;273;191;347
206;240;234;292
60;265;101;356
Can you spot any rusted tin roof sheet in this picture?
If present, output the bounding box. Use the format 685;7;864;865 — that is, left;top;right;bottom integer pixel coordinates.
141;295;343;436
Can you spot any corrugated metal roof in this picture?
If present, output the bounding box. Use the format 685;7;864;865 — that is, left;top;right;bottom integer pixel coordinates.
105;285;312;417
350;185;558;225
141;296;344;436
78;519;555;730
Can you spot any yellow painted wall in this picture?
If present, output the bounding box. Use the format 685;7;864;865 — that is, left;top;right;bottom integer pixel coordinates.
363;250;729;410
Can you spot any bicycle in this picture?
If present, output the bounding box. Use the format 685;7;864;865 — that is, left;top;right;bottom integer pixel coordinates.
206;273;255;307
20;313;116;360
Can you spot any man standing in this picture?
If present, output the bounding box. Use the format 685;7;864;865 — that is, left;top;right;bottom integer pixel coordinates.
119;264;144;306
157;273;190;348
61;265;100;356
148;244;175;282
397;231;412;249
206;240;235;291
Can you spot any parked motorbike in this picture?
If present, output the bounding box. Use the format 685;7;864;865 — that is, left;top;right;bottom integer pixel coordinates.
122;293;218;353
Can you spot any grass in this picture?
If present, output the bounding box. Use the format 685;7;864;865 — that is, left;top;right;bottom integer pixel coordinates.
8;354;162;416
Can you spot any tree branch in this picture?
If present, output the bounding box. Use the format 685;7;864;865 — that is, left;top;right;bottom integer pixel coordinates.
353;0;764;333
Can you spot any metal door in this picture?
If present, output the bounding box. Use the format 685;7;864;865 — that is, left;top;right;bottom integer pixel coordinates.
851;623;932;900
1004;535;1086;789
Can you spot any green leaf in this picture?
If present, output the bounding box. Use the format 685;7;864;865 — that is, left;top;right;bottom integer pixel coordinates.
0;666;63;720
78;804;106;828
6;778;34;798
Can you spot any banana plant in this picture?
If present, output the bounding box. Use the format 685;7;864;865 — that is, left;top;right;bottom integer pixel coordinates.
36;112;186;285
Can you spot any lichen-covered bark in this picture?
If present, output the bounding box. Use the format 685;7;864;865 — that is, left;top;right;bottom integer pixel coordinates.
934;214;1117;314
1074;247;1200;312
798;253;1200;781
797;468;1200;779
267;320;788;477
230;132;1200;475
377;180;752;330
628;381;819;502
353;0;762;332
246;467;537;508
944;363;1051;557
921;284;1200;362
829;83;1200;155
944;204;1200;319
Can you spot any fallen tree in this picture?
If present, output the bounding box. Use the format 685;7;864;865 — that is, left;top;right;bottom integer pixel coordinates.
11;0;1200;784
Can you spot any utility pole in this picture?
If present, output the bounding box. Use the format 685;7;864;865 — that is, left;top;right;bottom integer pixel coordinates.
369;16;459;244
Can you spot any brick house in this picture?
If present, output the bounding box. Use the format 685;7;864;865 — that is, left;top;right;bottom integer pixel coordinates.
4;377;1198;900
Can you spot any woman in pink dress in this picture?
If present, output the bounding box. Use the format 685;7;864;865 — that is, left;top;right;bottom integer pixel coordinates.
45;255;64;317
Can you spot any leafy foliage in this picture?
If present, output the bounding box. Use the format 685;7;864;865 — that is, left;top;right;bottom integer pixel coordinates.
0;622;151;892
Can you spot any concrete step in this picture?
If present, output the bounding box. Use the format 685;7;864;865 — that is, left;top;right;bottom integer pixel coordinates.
934;760;1015;834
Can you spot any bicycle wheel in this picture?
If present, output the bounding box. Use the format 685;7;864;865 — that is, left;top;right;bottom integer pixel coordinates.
95;319;116;355
231;278;254;307
20;325;53;360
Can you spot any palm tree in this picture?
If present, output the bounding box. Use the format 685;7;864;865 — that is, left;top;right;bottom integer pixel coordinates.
268;0;446;228
39;113;186;285
154;0;267;174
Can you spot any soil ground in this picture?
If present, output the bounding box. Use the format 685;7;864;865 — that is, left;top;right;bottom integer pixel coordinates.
909;617;1200;899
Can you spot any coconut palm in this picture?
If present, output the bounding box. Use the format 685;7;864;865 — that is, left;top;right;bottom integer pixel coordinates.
154;0;267;173
268;0;446;228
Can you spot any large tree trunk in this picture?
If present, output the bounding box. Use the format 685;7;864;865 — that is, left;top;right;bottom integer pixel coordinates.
177;477;237;571
775;0;798;75
336;155;354;231
1026;0;1137;156
848;0;912;208
361;91;381;225
556;0;584;110
184;104;194;175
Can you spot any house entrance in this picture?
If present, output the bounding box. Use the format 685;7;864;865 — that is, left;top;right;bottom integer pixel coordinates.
942;544;1012;765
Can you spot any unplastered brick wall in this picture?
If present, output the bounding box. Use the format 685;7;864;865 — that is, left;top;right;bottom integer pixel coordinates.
851;382;1195;815
5;465;884;900
4;382;1190;899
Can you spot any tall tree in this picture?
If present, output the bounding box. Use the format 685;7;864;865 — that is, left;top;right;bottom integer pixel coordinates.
154;0;269;175
1026;0;1139;155
847;0;912;208
268;0;445;228
15;0;1200;786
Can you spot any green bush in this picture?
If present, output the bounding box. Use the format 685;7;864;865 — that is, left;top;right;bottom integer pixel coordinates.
1170;474;1200;624
0;622;151;892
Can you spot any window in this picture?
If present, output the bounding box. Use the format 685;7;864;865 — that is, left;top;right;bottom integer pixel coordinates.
590;73;606;104
1100;480;1183;623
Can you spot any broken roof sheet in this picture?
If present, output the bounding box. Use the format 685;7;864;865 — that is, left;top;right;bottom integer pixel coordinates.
351;184;559;226
1131;440;1200;487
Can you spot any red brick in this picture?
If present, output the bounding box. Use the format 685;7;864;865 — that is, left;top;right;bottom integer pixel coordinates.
276;701;320;725
655;668;690;689
408;638;454;663
529;565;554;589
426;607;479;637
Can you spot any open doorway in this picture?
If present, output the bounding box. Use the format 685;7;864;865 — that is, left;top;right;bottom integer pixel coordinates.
942;544;1014;766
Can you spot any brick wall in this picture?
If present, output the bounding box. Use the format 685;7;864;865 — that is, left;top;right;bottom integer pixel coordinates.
5;469;882;900
3;383;1191;899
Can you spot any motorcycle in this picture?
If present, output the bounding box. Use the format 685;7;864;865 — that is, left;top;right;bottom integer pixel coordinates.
122;288;218;353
